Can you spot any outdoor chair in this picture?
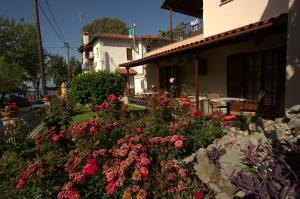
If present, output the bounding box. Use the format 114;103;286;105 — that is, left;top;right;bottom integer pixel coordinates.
240;90;265;116
207;93;227;113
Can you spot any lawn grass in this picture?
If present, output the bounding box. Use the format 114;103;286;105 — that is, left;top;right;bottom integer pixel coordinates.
69;104;146;124
71;106;96;124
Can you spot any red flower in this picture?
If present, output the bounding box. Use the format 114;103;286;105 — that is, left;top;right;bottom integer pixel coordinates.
135;127;142;133
108;94;117;102
168;128;177;133
57;190;80;199
82;159;97;176
106;182;116;195
194;191;203;199
223;121;231;125
16;178;26;189
140;167;148;178
175;140;184;149
223;114;237;121
59;130;65;137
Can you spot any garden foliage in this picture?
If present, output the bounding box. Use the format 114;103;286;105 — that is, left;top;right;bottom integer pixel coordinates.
44;97;75;130
70;71;124;107
10;92;229;198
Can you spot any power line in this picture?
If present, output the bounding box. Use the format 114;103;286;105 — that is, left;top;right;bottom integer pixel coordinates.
38;2;65;44
44;0;66;42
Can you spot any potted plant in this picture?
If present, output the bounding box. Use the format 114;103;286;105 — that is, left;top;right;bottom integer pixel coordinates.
1;102;18;118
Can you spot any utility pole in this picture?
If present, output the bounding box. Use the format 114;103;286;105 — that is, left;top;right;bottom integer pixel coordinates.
33;0;47;97
64;42;71;87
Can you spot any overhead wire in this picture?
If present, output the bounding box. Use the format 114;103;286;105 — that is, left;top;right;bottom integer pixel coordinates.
44;0;66;42
38;2;65;44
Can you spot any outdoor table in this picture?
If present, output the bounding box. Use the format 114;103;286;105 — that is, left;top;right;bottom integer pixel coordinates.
219;97;246;115
189;96;207;111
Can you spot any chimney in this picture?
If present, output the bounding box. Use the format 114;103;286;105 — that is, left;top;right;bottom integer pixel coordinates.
82;32;89;45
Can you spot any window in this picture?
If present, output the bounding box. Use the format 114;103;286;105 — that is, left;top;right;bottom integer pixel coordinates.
126;48;133;60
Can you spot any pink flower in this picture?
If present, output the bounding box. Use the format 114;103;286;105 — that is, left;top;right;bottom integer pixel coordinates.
171;135;179;142
82;159;97;176
51;134;60;142
169;77;175;84
140;167;148;177
175;140;184;148
178;168;187;177
140;157;150;167
57;190;80;199
106;171;115;182
89;126;97;133
135;127;142;133
167;172;177;182
155;106;161;111
16;178;26;189
106;182;116;195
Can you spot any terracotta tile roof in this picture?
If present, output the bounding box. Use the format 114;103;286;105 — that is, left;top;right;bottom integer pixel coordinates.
115;67;137;75
79;33;172;52
120;14;287;67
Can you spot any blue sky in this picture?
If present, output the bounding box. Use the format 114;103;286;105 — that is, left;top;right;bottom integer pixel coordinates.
0;0;194;60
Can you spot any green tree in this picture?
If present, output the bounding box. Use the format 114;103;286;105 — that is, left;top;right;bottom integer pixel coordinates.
82;17;128;38
46;54;68;86
69;56;82;80
0;17;40;96
0;57;25;95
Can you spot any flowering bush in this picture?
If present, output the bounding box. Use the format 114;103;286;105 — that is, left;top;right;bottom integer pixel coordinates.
4;102;18;112
12;93;223;198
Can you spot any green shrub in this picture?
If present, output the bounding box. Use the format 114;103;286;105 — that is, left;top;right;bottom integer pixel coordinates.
0;152;28;198
71;71;124;106
44;97;74;130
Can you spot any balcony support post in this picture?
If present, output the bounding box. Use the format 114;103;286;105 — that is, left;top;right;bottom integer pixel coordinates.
169;8;173;40
156;62;161;91
194;56;200;111
126;66;130;93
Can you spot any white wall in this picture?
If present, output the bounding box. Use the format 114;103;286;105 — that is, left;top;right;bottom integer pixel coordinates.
203;0;288;37
285;0;300;108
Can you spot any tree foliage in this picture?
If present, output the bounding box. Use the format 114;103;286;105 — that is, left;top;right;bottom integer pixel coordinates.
0;58;25;93
0;17;40;95
46;54;68;86
46;54;82;86
82;17;128;38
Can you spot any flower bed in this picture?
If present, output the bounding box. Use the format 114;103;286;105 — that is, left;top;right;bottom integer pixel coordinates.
13;93;236;198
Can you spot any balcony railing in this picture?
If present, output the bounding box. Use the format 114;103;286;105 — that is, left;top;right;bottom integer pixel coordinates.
160;19;203;41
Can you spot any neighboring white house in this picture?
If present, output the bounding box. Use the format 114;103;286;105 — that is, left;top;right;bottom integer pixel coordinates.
79;33;171;94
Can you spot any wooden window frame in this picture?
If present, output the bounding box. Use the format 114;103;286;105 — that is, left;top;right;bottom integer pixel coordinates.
126;48;133;61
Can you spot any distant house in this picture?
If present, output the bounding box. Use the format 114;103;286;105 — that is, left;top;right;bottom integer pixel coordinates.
120;0;300;116
79;32;171;94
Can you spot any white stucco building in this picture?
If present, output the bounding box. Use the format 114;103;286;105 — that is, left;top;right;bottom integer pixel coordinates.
120;0;300;116
79;33;171;94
